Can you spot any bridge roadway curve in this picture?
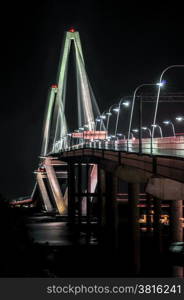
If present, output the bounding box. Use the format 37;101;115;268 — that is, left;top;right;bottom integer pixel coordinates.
60;148;184;184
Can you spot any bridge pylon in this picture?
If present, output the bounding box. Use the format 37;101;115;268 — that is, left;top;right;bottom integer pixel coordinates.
41;28;100;156
33;28;102;214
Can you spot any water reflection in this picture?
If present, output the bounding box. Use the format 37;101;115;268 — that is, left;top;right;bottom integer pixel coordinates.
26;219;98;246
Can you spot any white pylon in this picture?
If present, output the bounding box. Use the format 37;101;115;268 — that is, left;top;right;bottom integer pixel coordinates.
41;85;58;156
42;28;98;155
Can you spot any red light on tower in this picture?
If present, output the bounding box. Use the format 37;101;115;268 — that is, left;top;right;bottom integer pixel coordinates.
69;27;75;33
51;84;58;89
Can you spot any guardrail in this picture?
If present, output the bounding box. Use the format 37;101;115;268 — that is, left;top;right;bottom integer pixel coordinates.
57;136;184;158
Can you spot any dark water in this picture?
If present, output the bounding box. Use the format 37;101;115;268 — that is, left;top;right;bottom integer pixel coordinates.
25;216;133;277
23;216;183;278
26;219;98;246
0;206;182;277
25;217;109;277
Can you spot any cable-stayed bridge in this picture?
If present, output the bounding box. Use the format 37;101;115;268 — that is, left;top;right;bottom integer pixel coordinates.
13;28;184;276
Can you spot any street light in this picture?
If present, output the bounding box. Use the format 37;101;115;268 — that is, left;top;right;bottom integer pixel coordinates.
106;104;118;135
142;127;152;153
117;133;126;140
127;83;164;154
152;65;184;138
151;124;163;138
114;99;130;138
163;120;176;137
99;113;107;131
113;108;119;113
175;116;184;122
107;135;116;146
142;127;151;137
132;129;139;133
130;132;134;139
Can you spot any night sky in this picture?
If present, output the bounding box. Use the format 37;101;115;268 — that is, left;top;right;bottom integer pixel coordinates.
1;1;184;199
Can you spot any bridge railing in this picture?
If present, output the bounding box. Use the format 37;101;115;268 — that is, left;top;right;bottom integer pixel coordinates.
53;135;184;158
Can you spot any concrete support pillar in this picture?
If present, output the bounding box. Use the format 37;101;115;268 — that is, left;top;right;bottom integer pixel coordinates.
153;197;163;253
77;163;82;225
170;200;183;243
36;173;53;212
97;165;102;227
45;161;66;214
113;177;119;249
128;183;140;274
170;200;183;278
98;170;118;248
86;164;91;226
105;172;117;236
97;169;118;248
84;163;91;243
67;163;76;224
64;187;68;208
89;164;98;194
98;168;106;228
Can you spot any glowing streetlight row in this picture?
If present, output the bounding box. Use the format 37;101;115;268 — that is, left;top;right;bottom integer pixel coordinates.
132;116;184;138
152;65;184;136
72;65;184;153
132;125;163;138
127;81;166;141
127;81;166;153
95;100;130;135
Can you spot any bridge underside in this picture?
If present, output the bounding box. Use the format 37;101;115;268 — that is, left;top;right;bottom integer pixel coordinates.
29;148;184;276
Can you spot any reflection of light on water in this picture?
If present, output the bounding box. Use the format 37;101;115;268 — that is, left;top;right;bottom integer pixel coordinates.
169;242;184;253
90;235;98;245
27;221;98;246
79;231;98;245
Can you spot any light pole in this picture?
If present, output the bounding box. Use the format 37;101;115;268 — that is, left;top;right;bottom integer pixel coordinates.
127;83;163;154
95;117;101;131
175;116;184;137
117;133;126;140
152;65;184;138
114;100;130;137
163;120;176;137
132;129;139;133
142;127;151;137
106;104;117;136
99;113;107;131
142;127;152;154
84;124;89;130
130;132;134;139
151;124;163;138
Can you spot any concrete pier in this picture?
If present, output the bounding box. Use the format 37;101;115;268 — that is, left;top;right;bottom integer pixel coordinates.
128;183;140;274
